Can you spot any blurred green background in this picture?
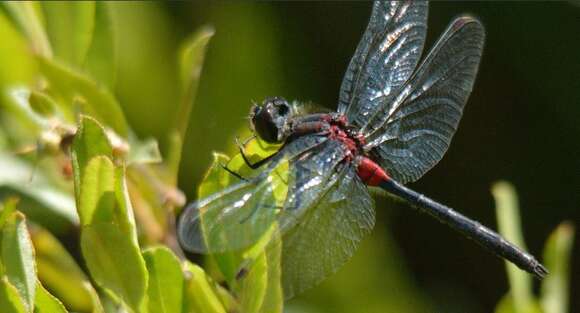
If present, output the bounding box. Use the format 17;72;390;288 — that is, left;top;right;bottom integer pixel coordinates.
1;2;578;313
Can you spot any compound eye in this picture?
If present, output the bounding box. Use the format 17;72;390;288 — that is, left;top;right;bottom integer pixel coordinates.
250;104;261;117
277;102;290;116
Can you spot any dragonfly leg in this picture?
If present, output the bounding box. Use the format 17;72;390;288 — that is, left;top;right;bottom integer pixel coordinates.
220;163;248;182
235;136;278;169
239;134;256;146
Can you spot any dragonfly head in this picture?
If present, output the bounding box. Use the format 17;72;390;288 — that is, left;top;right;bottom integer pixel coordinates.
250;97;292;143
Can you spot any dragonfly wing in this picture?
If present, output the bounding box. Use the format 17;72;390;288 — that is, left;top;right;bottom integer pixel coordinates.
338;1;428;129
281;164;374;298
177;135;351;253
364;17;485;183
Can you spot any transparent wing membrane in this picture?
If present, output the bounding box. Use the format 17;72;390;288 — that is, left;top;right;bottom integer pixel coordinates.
364;17;485;183
178;135;353;253
281;165;374;298
338;1;428;128
179;135;376;298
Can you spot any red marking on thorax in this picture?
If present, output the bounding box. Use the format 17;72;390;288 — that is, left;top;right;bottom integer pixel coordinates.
357;157;390;186
328;125;357;161
322;114;387;185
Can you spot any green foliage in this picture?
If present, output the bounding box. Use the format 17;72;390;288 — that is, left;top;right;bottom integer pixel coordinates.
0;2;245;312
0;276;27;313
492;182;575;313
0;2;574;313
34;283;67;313
540;223;574;313
143;247;184;313
81;223;147;311
1;211;36;311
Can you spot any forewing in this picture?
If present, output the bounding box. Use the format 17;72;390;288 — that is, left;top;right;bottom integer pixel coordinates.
177;135;350;253
338;1;428;129
281;165;375;298
363;17;485;183
178;169;284;253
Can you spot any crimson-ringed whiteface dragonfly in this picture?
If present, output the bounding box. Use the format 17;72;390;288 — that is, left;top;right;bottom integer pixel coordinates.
178;1;547;298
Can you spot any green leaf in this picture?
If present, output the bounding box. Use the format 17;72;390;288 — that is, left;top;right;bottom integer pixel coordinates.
38;58;129;136
1;212;36;312
34;282;67;313
162;27;213;186
165;131;182;186
0;277;27;313
0;197;18;230
42;2;96;67
492;181;534;313
28;90;57;118
182;262;226;313
71;116;113;203
78;156;116;226
236;227;283;313
494;294;543;313
111;163;139;242
197;153;235;200
127;137;162;165
176;26;214;139
541;222;574;313
83;2;116;89
31;223;103;313
81;223;147;312
142;247;184;313
1;2;52;57
0;153;78;232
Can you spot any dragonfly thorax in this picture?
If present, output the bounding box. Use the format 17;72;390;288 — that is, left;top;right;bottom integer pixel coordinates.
250;97;293;143
327;118;366;161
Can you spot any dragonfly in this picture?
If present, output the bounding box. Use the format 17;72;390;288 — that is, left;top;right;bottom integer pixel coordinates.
178;1;547;298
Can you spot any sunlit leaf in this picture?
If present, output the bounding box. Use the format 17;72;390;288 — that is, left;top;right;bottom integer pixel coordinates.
0;197;18;229
112;163;139;243
213;284;238;313
494;294;543;313
541;222;574;313
71;116;113;203
197;153;235;200
0;277;27;313
1;212;36;312
182;262;226;313
81;222;147;312
492;181;534;312
42;2;95;67
142;247;184;313
34;281;67;313
78;156;116;226
127;137;161;165
30;224;102;312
